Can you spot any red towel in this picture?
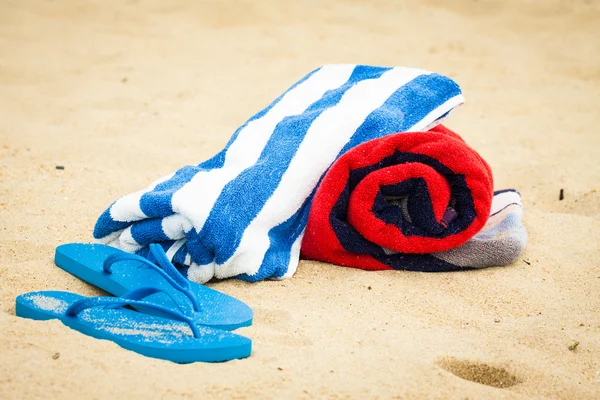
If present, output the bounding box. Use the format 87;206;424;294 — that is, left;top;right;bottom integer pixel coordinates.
301;125;494;271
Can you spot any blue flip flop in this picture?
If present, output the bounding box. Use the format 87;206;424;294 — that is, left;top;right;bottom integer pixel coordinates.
54;243;252;330
16;289;252;363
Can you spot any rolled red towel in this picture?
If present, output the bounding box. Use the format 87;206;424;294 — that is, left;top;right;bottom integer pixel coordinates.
301;125;496;272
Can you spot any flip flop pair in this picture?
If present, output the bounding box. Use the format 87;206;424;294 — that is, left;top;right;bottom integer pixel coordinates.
16;243;253;363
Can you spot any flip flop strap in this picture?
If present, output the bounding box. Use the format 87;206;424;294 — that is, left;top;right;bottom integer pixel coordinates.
103;246;201;312
147;244;202;312
65;295;201;338
147;244;190;289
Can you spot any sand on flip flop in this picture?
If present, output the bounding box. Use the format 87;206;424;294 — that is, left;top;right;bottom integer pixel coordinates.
1;0;599;398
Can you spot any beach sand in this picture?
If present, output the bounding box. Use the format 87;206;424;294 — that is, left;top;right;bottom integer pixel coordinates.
1;0;599;398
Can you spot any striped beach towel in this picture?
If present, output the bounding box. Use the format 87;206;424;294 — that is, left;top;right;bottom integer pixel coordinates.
301;125;527;271
94;64;464;282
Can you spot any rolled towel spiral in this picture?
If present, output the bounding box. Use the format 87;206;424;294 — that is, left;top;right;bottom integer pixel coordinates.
301;125;525;272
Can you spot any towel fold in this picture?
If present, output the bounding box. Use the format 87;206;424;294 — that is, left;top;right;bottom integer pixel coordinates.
93;64;465;283
301;125;527;271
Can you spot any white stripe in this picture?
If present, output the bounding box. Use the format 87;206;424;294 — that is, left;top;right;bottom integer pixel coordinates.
118;227;143;252
491;191;522;214
161;214;192;240
109;192;146;223
279;231;305;279
171;65;356;232
165;239;185;261
220;67;433;276
94;229;123;245
108;172;175;223
187;262;214;284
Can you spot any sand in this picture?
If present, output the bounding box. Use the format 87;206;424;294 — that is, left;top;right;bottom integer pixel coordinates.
1;0;599;398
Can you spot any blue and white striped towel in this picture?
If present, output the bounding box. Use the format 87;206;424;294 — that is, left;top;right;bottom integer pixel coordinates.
94;64;465;283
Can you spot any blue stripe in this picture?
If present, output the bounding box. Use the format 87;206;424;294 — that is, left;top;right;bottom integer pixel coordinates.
130;218;169;246
199;66;393;265
139;166;201;218
171;241;192;276
186;233;214;265
338;73;462;156
93;205;130;238
238;195;313;281
172;242;188;265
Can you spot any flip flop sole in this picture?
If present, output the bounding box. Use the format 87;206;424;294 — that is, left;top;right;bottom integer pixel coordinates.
54;243;253;330
16;291;251;363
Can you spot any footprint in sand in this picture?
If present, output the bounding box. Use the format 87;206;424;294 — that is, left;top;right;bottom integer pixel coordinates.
436;357;522;389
